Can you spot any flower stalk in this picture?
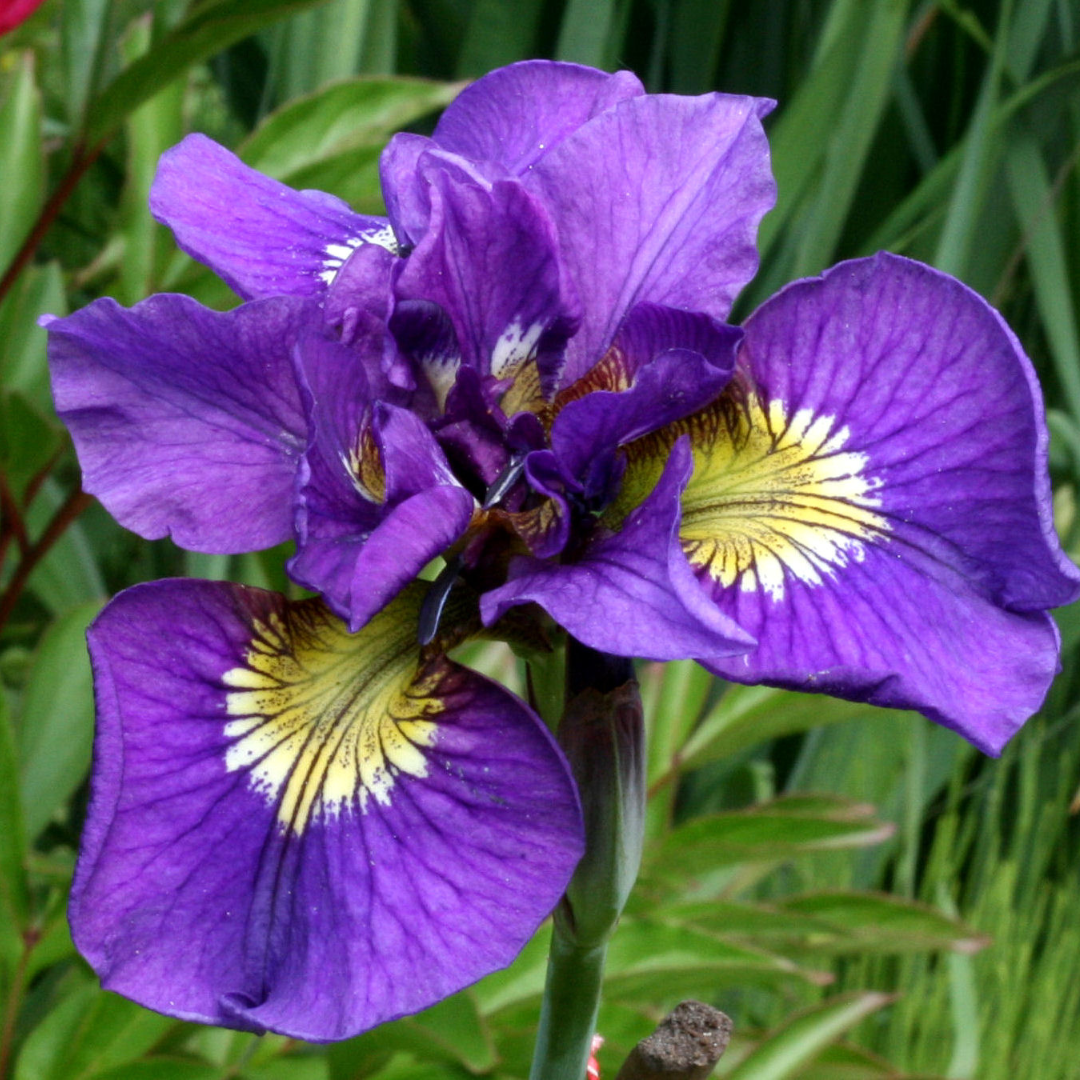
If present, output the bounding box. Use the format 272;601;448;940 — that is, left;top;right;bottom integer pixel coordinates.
530;641;646;1080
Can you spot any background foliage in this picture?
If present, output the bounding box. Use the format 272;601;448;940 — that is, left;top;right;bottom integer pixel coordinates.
1;0;1079;1077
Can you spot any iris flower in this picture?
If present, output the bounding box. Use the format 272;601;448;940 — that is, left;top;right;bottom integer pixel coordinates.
45;61;1079;1042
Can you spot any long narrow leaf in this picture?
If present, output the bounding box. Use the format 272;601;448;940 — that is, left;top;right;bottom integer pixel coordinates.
725;993;893;1080
1005;133;1080;420
85;0;336;143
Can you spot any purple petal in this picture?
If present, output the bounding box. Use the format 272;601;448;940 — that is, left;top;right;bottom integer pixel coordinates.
499;449;573;559
379;140;499;251
151;134;395;301
46;294;312;553
482;439;754;661
551;304;740;481
395;168;579;400
323;241;399;346
436;365;512;489
291;336;474;630
674;253;1080;752
431;61;644;176
72;580;583;1042
524;92;775;382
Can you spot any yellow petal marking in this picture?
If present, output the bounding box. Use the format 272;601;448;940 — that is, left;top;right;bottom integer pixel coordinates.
343;424;386;504
613;382;891;601
222;588;440;834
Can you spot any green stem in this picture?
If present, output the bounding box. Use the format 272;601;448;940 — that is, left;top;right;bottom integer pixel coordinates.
529;640;645;1080
529;935;607;1080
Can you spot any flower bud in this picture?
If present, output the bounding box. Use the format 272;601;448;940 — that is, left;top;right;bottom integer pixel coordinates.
556;641;646;949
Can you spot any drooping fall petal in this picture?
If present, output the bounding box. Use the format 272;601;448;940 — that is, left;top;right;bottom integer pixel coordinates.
72;581;583;1042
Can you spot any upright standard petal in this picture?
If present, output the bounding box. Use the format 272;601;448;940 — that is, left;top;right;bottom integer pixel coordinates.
524;91;775;381
45;294;313;553
482;440;754;662
72;580;583;1042
151;134;396;300
431;60;644;176
290;335;475;631
622;254;1080;752
394;168;579;402
379;63;644;248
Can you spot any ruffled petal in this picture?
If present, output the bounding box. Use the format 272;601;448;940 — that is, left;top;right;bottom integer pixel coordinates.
524;92;775;382
394;168;579;401
151;134;395;301
290;336;474;630
45;294;312;553
551;303;740;482
72;581;583;1042
641;253;1080;751
431;60;644;176
379;141;498;251
481;439;754;661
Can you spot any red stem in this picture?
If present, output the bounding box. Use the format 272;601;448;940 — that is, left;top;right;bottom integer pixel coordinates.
0;489;93;634
0;474;29;555
0;140;105;308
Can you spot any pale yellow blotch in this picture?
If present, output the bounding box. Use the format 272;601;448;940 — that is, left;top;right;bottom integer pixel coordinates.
222;594;441;835
422;354;461;413
491;319;544;381
614;384;890;602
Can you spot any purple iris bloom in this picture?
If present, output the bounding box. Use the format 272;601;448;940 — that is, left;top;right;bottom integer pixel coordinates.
44;60;1079;1042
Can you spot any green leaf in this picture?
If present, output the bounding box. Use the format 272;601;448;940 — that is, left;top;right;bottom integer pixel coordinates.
471;921;552;1016
89;1065;224;1080
1006;0;1055;81
14;977;96;1080
667;0;731;94
23;989;177;1080
724;993;893;1080
240;76;463;181
23;480;107;615
0;51;44;274
642;659;713;786
678;687;900;776
456;0;544;76
0;690;30;936
60;0;112;130
330;992;495;1075
780;892;989;954
862;57;1080;257
789;0;910;278
629;897;840;939
25;893;77;980
273;143;385;211
645;796;894;882
243;1053;329;1080
753;3;867;264
0;392;63;504
932;1;1011;277
0;261;66;414
1005;133;1080;421
602;919;828;1002
555;0;620;67
84;0;338;144
115;16;187;306
793;1041;912;1079
18;600;102;838
262;0;376;101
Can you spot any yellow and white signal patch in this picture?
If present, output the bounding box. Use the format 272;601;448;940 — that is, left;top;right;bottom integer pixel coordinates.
222;592;440;834
616;386;891;601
